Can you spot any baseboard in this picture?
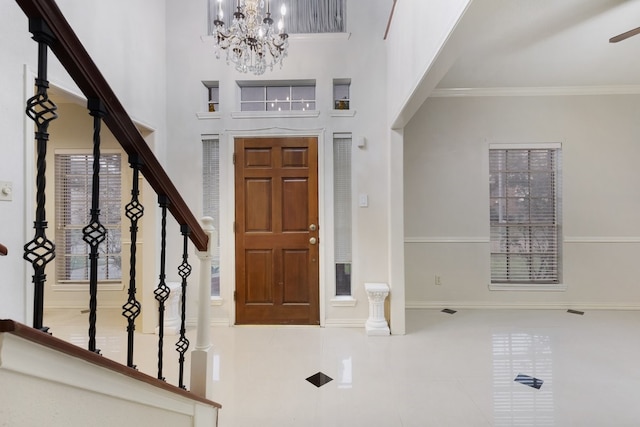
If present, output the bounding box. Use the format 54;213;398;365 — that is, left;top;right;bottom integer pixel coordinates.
44;304;123;310
185;317;367;328
406;300;640;311
323;318;367;328
186;317;230;327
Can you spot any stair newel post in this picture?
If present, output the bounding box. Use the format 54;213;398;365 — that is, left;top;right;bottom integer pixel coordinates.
191;216;216;398
23;19;58;332
122;154;144;369
155;195;171;381
84;98;108;354
176;224;192;389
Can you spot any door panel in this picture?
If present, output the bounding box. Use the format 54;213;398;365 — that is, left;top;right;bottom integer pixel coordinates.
282;249;309;303
245;250;273;303
235;137;319;325
282;179;308;231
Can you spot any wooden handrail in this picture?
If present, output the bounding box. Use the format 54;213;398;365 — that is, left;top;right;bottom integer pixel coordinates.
0;319;221;408
15;0;208;251
0;243;7;256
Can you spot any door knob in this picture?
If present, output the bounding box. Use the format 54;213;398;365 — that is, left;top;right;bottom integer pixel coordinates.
309;237;317;245
309;224;317;231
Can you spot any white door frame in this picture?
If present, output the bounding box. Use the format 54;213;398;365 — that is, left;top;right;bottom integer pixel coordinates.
219;127;327;326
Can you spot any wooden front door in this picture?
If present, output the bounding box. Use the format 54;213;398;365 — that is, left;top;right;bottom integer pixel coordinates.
235;137;319;325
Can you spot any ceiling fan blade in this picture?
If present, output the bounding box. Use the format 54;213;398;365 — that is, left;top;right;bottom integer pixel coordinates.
610;26;640;43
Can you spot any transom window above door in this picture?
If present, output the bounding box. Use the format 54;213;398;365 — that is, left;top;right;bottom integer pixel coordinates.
238;80;316;111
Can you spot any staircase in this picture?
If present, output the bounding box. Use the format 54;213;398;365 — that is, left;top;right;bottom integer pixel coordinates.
2;0;221;424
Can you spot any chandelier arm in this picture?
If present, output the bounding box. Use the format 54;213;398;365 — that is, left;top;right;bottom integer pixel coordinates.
213;0;289;75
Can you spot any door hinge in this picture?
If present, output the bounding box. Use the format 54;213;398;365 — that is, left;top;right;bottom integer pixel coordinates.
233;221;237;233
233;152;236;165
233;290;237;301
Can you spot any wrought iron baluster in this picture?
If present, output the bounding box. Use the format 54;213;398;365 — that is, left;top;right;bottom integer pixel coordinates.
83;98;107;354
122;155;144;368
23;19;57;332
176;225;192;389
155;195;171;381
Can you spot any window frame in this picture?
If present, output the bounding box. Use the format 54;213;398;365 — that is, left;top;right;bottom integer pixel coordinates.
207;0;348;35
237;80;316;112
54;150;123;288
488;143;564;291
202;137;221;299
332;133;354;300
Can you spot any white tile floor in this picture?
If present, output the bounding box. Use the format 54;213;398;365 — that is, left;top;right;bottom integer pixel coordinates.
44;308;640;426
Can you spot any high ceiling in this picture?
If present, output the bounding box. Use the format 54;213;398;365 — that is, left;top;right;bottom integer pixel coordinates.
436;0;640;89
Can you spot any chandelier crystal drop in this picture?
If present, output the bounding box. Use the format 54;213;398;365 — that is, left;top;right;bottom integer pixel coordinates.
213;0;289;75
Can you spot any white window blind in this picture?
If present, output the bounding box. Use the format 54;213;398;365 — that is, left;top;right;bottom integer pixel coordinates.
208;0;347;35
489;147;561;284
55;153;122;282
334;134;352;296
203;138;221;296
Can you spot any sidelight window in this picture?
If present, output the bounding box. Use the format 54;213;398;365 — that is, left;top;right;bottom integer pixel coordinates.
334;133;352;295
203;137;221;297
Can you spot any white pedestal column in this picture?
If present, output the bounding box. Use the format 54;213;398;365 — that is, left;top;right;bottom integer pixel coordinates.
190;217;216;399
155;281;181;335
365;282;390;336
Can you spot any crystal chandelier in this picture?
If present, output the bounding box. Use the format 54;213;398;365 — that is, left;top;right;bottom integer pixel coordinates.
213;0;289;75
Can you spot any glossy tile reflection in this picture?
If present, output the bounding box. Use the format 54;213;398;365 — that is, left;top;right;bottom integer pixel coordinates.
44;308;640;426
492;332;554;426
514;374;544;389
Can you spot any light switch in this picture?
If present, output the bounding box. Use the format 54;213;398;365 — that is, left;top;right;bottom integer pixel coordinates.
358;193;368;207
0;181;12;201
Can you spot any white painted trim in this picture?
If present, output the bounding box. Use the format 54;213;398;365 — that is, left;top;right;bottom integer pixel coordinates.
210;318;230;327
52;282;125;292
218;129;327;327
230;110;321;119
404;237;489;243
323;318;366;328
43;302;124;309
489;142;561;150
488;283;567;292
430;85;640;98
329;109;356;117
0;333;219;425
406;301;640;311
196;112;222;120
330;296;357;307
187;317;230;327
23;65;36;326
54;148;123;155
564;236;640;243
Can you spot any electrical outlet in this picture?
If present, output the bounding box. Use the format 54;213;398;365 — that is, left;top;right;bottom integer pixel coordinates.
435;275;441;286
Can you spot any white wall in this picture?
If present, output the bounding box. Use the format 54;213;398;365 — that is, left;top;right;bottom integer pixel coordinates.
0;3;37;323
164;0;394;327
1;0;406;329
404;94;640;309
385;0;471;127
0;1;167;324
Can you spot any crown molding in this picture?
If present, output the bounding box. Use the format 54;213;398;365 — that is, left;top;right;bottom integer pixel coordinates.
430;85;640;98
